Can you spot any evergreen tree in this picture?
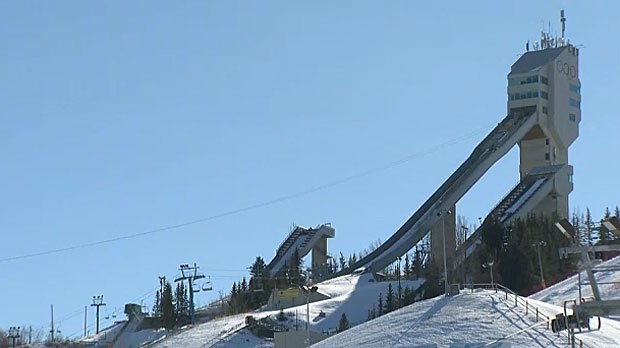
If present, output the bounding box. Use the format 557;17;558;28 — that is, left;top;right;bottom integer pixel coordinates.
615;206;620;219
385;283;396;313
152;276;167;317
413;249;423;277
328;257;336;273
291;248;305;286
175;281;190;325
248;256;270;308
585;209;595;245
377;293;383;317
403;253;411;279
339;252;347;271
241;277;248;292
572;210;584;245
338;313;350;332
161;281;175;329
403;285;415;306
421;262;442;299
348;253;357;269
153;290;162;317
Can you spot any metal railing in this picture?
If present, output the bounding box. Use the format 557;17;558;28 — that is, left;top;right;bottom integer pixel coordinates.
460;283;593;348
200;322;246;348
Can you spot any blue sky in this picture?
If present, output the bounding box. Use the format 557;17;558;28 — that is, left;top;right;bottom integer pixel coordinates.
1;0;619;338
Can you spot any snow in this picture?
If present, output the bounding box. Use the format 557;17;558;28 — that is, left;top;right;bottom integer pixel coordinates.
314;290;567;348
529;256;620;306
82;256;620;347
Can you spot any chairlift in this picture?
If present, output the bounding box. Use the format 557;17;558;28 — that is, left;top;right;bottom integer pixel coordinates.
201;276;213;292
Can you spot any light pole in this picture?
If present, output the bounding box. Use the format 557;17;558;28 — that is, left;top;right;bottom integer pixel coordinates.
482;261;495;290
437;209;452;296
397;256;402;309
532;241;547;288
300;285;318;348
8;326;20;348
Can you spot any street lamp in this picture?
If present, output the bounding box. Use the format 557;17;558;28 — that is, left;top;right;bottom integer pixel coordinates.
482;261;495;290
532;241;547;288
396;256;402;309
300;285;318;348
437;209;452;296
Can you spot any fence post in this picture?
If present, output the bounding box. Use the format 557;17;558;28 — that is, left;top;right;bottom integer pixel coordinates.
536;307;538;322
525;300;528;315
505;291;508;300
514;294;518;307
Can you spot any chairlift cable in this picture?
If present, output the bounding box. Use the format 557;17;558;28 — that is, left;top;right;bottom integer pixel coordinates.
0;124;491;264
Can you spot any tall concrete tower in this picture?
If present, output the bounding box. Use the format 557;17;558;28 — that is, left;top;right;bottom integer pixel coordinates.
507;13;580;219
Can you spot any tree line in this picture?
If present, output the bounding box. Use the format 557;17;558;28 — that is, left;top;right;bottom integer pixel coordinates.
470;207;620;294
152;276;191;329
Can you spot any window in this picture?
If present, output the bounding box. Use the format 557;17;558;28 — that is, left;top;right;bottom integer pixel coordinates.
569;113;576;122
569;84;580;94
569;98;581;109
508;75;540;86
541;76;549;85
545;138;549;145
542;106;548;114
541;91;549;100
545;153;550;160
568;174;573;184
510;90;542;101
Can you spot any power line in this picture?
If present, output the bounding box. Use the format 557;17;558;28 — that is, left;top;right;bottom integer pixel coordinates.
0;125;491;264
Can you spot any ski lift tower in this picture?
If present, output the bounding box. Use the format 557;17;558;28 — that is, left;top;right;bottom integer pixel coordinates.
175;263;208;324
553;217;620;346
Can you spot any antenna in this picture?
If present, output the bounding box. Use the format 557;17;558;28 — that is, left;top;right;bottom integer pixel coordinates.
560;10;566;39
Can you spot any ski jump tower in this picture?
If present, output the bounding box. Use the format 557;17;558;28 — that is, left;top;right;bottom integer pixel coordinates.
432;11;581;269
325;11;581;279
510;20;580;220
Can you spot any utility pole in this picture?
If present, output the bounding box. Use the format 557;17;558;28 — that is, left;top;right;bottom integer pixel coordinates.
300;285;318;348
175;263;206;324
84;305;88;337
396;256;402;309
91;295;106;334
50;304;54;343
8;326;20;348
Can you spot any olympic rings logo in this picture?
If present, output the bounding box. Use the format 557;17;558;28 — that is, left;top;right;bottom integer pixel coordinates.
556;60;577;80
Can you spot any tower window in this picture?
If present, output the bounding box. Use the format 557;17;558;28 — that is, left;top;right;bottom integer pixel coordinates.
569;113;576;122
569;98;581;109
541;76;549;85
542;106;548;114
541;91;549;100
545;153;550;160
545;138;549;145
569;84;581;94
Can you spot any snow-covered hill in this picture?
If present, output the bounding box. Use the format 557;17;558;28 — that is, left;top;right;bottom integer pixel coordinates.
530;255;620;306
80;255;620;347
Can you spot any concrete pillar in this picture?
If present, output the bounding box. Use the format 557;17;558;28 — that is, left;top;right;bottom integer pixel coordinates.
312;237;328;279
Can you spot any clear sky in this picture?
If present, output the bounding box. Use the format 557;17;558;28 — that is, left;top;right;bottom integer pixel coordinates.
1;0;619;338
